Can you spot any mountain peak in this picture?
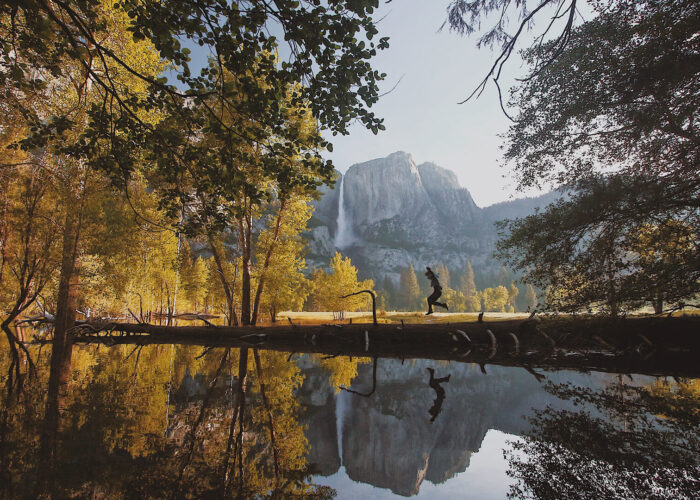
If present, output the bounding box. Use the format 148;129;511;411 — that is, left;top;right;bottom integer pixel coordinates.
387;150;412;160
417;162;461;191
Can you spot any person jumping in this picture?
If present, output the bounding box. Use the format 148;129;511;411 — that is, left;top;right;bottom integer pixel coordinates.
424;266;448;315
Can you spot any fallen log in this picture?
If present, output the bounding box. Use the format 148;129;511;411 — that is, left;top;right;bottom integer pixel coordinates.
64;316;700;378
70;316;700;350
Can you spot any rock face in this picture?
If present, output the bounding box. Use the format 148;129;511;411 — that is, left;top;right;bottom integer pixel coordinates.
305;151;557;279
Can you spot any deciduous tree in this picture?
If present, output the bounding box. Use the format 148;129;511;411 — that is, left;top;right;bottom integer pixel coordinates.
493;0;700;313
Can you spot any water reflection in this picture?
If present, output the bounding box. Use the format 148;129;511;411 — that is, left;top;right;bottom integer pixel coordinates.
0;339;698;499
506;378;700;499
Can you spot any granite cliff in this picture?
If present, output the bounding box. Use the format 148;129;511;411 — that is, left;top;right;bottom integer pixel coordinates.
304;151;559;281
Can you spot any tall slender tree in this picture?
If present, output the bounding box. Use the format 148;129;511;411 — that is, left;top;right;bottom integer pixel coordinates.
459;261;477;298
399;264;422;311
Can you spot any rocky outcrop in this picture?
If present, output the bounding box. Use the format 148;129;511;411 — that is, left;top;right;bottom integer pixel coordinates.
305;151;557;279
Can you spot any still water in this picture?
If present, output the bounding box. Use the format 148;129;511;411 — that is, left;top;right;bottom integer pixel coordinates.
1;342;698;499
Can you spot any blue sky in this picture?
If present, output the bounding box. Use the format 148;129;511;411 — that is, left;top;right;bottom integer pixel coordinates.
322;0;529;207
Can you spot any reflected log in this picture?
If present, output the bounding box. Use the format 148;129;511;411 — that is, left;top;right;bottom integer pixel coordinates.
67;317;700;378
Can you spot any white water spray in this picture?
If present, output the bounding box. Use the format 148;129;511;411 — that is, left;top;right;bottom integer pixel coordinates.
334;174;354;249
335;391;348;465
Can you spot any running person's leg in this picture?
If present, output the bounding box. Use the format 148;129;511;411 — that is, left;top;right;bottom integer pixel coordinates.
432;288;448;310
426;288;441;315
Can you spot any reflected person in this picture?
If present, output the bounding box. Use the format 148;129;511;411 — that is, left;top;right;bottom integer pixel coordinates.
426;367;451;422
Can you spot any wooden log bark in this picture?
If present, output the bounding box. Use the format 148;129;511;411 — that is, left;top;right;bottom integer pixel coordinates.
68;316;700;378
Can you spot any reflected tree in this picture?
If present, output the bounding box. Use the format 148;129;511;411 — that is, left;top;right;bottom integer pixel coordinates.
506;378;700;499
0;341;336;498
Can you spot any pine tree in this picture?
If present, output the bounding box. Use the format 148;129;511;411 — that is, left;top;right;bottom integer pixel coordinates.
382;274;396;310
399;264;421;311
508;282;520;313
434;263;451;288
498;266;510;287
459;261;477;298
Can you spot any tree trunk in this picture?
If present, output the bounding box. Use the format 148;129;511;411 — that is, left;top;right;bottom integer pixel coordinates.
222;347;248;494
251;199;286;325
0;180;8;288
51;208;81;384
239;210;253;326
253;349;280;479
208;233;239;326
171;209;184;318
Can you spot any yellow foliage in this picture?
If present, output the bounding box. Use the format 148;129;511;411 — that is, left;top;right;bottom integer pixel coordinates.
308;252;375;312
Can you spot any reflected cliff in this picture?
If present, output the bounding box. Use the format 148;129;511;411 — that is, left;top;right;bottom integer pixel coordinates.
299;358;620;497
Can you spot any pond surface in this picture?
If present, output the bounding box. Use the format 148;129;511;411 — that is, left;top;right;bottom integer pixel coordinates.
1;342;698;499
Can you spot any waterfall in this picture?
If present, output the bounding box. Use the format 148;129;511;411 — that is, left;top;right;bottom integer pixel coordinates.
334;174;354;249
335;391;348;466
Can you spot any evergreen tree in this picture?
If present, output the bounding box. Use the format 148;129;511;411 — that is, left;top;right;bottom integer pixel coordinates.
399;264;422;311
382;274;396;311
459;261;477;298
498;266;510;287
508;282;520;313
434;263;451;289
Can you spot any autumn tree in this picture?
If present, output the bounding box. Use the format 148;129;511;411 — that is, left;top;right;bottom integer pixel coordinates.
309;253;374;312
0;165;61;385
314;355;371;393
1;0;390;339
180;250;209;313
441;286;467;312
255;197;314;322
483;286;509;312
627;221;698;314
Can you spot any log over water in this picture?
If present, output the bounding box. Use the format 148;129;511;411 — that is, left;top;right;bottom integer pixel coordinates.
68;316;700;378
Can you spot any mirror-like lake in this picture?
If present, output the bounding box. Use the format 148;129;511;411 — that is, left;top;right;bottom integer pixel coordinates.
1;341;698;499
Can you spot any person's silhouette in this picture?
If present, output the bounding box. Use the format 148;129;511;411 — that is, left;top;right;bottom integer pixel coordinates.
424;266;448;315
427;367;451;422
